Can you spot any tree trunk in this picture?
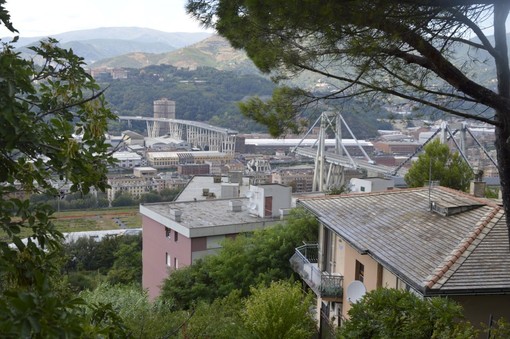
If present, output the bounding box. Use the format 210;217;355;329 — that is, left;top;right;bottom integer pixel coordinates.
493;2;510;250
495;121;510;250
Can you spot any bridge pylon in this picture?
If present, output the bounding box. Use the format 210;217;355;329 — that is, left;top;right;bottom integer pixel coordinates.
311;111;349;192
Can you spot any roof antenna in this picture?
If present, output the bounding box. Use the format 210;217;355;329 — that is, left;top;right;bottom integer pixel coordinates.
428;156;433;211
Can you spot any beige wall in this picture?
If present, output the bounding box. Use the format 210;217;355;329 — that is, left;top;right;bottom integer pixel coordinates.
341;243;382;317
381;267;398;289
319;224;402;320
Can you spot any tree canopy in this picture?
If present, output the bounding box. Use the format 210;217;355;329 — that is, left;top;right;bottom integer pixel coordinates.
405;139;474;190
160;208;318;310
338;288;477;338
186;0;510;243
0;1;125;335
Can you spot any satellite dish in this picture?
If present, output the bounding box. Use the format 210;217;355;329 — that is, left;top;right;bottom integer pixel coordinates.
245;191;253;198
248;202;257;210
346;280;366;304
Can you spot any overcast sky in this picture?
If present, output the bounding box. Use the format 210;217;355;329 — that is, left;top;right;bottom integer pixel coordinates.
0;0;211;37
0;1;508;38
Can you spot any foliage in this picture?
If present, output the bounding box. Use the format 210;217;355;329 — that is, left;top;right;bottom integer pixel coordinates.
101;64;274;133
187;0;508;131
160;207;318;309
485;186;500;199
30;192;109;211
176;291;249;338
111;188;182;207
242;281;317;339
80;283;186;338
338;288;477;339
63;234;142;289
186;0;510;238
105;239;142;285
159;187;182;201
81;281;316;339
483;317;510;339
0;1;128;334
404;139;474;191
239;86;309;136
327;184;350;195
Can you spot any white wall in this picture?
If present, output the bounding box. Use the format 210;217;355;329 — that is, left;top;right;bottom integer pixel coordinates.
350;178;394;193
248;184;292;218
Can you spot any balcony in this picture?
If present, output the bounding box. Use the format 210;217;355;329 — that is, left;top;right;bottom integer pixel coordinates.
290;244;343;302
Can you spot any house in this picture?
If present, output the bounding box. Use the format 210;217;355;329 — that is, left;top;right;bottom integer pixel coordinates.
112;151;144;169
291;186;510;334
141;184;292;299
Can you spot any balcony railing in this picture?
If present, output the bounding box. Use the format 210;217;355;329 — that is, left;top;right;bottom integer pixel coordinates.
290;244;343;301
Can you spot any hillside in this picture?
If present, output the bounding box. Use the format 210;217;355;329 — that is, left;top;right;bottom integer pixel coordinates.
102;64;274;133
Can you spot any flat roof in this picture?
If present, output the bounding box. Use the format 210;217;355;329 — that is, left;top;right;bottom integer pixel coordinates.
140;198;278;238
134;167;157;171
147;151;228;159
245;138;373;147
113;152;142;160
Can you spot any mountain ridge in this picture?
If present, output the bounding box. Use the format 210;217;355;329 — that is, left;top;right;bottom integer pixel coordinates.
4;27;213;64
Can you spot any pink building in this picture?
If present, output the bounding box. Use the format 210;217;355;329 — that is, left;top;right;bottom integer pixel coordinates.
141;184;292;299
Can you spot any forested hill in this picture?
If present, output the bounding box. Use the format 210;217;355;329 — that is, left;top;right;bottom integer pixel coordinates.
102;64;274;133
102;64;392;137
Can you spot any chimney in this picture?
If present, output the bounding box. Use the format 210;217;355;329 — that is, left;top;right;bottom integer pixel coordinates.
229;200;242;212
469;180;486;198
169;208;182;222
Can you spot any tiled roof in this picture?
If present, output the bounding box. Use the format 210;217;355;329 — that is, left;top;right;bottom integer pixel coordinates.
299;187;510;295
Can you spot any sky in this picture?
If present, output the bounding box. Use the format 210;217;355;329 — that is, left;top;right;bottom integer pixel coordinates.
0;1;507;38
0;0;211;37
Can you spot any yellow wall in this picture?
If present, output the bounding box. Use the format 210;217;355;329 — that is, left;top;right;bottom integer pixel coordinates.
381;267;398;289
341;243;382;317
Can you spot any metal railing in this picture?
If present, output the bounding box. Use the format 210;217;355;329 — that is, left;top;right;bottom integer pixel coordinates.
290;244;343;301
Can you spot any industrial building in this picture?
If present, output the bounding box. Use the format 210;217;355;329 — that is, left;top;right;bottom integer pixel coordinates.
146;151;233;169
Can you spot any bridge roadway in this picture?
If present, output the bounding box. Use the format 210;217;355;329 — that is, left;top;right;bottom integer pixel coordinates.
295;147;405;176
118;116;238;136
118;116;238;154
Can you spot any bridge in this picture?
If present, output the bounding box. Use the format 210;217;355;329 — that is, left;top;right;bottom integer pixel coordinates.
118;116;238;154
292;111;496;192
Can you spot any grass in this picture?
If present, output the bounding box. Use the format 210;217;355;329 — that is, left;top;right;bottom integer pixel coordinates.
1;206;142;241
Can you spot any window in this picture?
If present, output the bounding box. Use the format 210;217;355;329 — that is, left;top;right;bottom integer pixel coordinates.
174;257;179;269
165;228;171;238
174;231;179;242
355;260;365;283
166;253;171;267
360;186;366;192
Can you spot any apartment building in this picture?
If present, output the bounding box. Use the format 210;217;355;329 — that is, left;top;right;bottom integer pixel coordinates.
107;167;188;202
292;186;510;333
141;184;292;299
272;166;314;193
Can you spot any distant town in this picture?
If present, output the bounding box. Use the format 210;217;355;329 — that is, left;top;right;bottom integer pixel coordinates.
99;97;498;205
